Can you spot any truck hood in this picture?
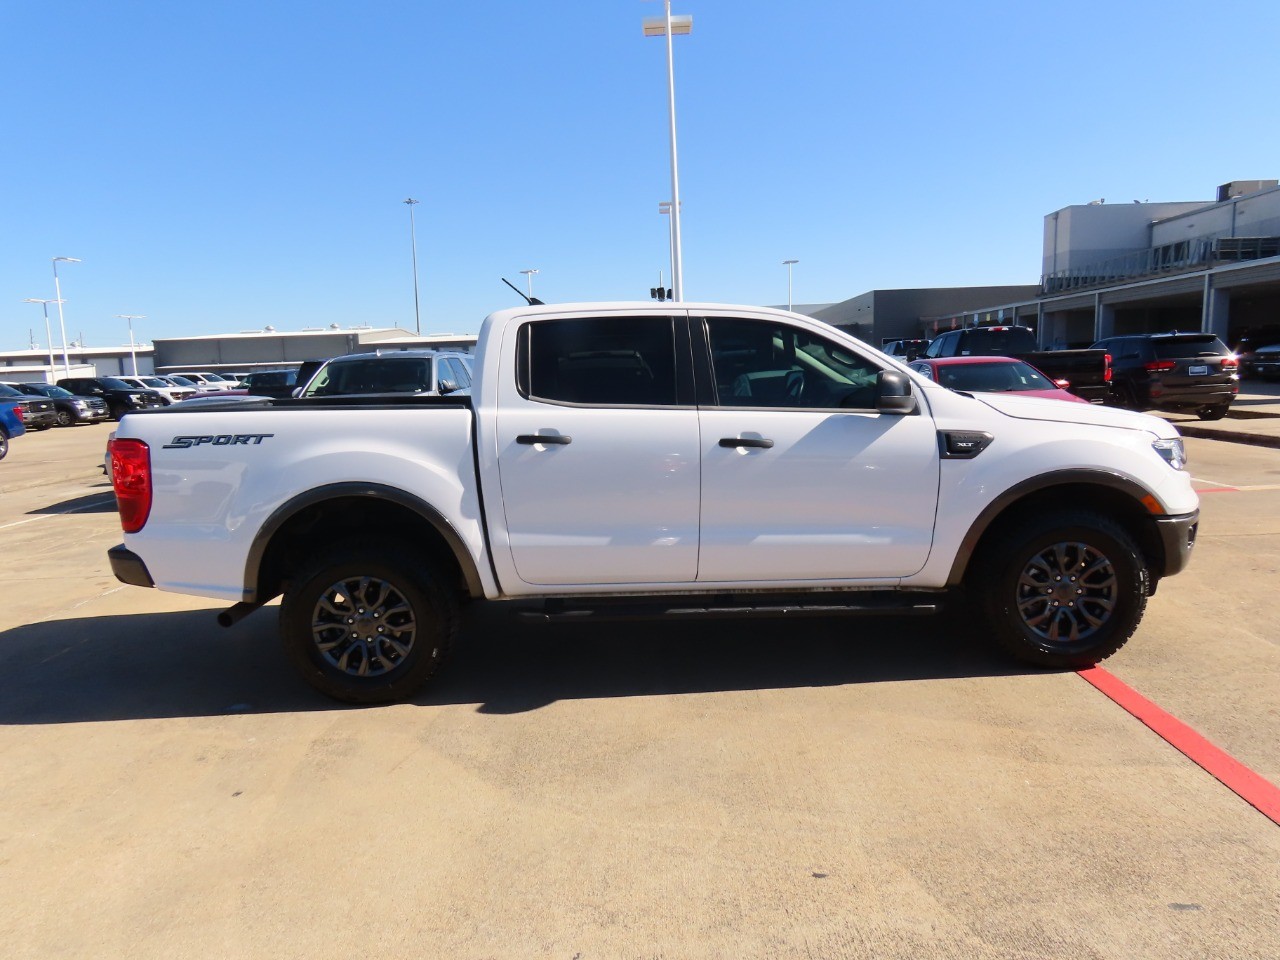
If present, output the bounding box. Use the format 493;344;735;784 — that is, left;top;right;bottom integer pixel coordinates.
972;392;1180;438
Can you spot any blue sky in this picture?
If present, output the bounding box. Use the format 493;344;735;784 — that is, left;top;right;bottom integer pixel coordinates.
4;0;1278;350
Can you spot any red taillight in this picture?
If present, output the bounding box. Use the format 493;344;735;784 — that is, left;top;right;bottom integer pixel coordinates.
1221;357;1238;370
1144;360;1176;373
110;438;152;533
1103;353;1112;383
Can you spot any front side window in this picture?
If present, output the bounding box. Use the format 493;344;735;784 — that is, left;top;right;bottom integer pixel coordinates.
705;318;882;409
519;316;679;406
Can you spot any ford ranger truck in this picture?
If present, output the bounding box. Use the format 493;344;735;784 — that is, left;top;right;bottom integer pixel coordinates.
106;303;1198;703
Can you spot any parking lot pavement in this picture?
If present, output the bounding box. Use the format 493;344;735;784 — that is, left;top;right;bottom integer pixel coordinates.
1;426;1278;959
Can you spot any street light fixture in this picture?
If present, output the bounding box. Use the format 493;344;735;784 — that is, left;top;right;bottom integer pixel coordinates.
403;198;422;335
782;259;799;312
51;257;81;377
117;315;147;375
22;298;63;375
519;268;539;298
643;2;692;302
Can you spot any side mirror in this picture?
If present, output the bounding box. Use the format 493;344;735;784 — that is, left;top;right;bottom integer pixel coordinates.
290;387;303;398
437;379;458;395
875;370;918;415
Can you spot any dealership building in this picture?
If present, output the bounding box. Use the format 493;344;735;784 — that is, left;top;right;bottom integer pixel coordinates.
806;179;1280;349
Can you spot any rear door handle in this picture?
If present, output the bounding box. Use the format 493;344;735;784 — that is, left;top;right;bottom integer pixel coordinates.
516;434;572;445
719;437;774;449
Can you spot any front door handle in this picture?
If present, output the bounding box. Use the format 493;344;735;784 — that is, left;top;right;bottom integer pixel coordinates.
719;437;774;449
516;434;572;445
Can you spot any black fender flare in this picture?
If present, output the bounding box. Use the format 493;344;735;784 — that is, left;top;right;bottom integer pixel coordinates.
243;482;485;601
945;468;1163;586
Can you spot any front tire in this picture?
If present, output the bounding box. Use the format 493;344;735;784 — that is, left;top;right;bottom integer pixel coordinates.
56;409;73;427
280;542;459;704
974;511;1148;669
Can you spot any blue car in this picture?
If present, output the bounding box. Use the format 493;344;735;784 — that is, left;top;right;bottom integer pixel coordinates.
0;396;26;460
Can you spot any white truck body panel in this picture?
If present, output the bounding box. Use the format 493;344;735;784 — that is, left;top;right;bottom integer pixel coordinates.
115;302;1196;606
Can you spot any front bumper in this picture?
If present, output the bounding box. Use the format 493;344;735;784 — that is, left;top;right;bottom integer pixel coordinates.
108;544;155;588
1153;510;1198;577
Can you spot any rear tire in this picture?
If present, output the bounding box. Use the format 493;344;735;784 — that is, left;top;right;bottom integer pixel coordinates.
1197;403;1231;421
973;511;1147;669
279;541;459;704
0;427;8;461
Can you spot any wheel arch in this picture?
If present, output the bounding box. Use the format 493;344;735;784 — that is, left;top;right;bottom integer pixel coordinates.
245;482;484;603
946;470;1167;587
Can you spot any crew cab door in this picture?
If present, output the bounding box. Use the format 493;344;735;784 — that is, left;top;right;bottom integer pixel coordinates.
493;312;700;586
694;312;940;582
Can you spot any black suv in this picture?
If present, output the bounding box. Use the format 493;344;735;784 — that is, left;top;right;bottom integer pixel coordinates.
5;382;110;426
239;368;298;399
1232;326;1280;379
1091;333;1238;420
0;383;58;431
56;376;167;421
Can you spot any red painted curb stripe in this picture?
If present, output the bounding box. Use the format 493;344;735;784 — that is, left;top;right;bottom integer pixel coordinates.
1077;666;1280;825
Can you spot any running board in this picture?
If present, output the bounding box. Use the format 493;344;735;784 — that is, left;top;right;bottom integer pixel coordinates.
518;594;940;623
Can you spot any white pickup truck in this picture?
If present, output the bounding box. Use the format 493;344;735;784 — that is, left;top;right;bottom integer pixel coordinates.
107;303;1199;703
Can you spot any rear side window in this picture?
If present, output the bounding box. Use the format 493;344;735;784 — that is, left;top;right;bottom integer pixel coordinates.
1151;336;1228;359
519;316;679;406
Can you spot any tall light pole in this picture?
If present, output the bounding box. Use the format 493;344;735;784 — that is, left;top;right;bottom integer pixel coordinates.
643;2;692;302
782;259;799;311
117;315;147;375
51;257;80;377
519;268;539;298
658;201;678;294
403;198;421;335
22;298;62;376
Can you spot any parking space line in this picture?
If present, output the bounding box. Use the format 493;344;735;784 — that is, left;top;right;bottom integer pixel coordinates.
1077;666;1280;825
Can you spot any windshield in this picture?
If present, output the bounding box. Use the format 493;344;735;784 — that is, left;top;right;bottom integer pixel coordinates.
935;360;1054;393
139;377;169;387
168;376;197;386
204;374;228;382
28;384;72;398
302;357;435;397
0;384;22;398
99;378;133;390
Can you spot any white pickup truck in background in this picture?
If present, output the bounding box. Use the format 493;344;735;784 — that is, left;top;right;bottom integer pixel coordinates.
107;303;1199;703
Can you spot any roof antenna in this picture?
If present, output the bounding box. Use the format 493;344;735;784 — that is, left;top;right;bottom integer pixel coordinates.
502;277;544;306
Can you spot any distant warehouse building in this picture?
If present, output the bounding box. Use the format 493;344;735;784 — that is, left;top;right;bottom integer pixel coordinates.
153;325;478;377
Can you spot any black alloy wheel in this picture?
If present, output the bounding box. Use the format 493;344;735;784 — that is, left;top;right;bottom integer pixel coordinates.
280;542;459;704
976;510;1147;669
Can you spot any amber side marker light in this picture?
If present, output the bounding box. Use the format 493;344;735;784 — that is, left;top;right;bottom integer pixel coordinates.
109;438;152;533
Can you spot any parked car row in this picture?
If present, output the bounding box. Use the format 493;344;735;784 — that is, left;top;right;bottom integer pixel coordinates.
891;329;1248;420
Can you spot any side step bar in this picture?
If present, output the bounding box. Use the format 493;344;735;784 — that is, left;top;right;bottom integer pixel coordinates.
518;593;941;623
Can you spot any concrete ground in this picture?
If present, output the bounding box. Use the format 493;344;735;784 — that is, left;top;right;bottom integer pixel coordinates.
0;419;1277;959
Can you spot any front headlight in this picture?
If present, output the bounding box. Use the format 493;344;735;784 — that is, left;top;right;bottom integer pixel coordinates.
74;400;88;409
1153;438;1187;470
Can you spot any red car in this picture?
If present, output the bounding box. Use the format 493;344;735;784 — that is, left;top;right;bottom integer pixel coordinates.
907;356;1089;404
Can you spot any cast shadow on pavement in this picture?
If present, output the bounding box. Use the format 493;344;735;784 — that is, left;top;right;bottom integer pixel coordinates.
28;490;118;515
0;602;1038;725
